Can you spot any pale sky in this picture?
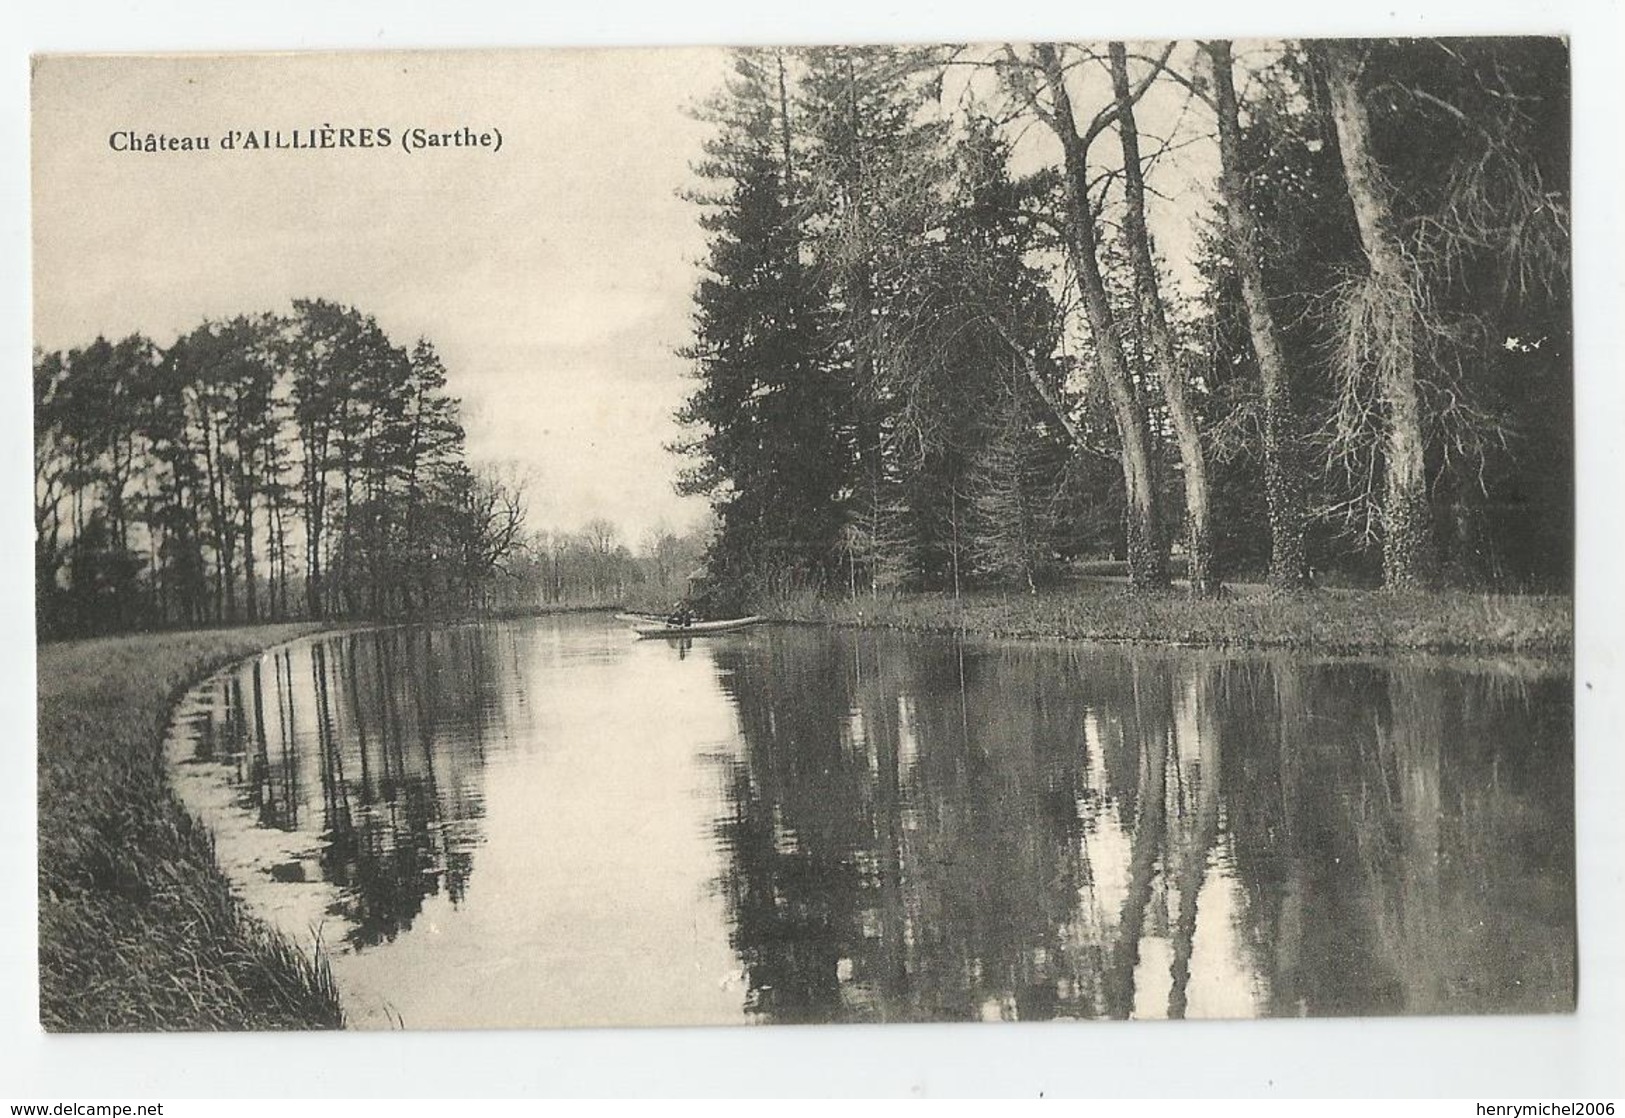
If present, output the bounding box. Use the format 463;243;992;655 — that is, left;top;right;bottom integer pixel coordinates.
32;48;731;541
30;44;1246;544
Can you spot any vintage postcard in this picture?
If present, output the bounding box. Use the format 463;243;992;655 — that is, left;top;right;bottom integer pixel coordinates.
31;38;1574;1034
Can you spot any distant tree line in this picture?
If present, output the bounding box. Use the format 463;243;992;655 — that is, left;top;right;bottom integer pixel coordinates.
34;299;526;639
676;39;1571;603
483;519;710;613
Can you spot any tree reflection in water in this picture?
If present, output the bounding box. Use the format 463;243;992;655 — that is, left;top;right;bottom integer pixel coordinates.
708;629;1574;1024
190;619;1572;1023
203;626;507;948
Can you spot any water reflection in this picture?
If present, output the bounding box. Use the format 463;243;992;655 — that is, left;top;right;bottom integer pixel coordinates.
176;616;1572;1027
194;627;509;948
709;630;1574;1022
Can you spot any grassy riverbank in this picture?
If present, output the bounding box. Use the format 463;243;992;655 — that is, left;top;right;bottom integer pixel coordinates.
37;623;345;1031
773;583;1572;656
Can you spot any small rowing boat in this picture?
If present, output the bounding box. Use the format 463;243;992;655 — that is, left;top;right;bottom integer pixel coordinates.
631;615;765;638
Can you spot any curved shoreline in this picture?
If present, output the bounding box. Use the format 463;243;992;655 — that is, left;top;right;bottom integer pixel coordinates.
160;628;404;1030
163;633;355;1001
38;623;345;1031
37;603;1572;1031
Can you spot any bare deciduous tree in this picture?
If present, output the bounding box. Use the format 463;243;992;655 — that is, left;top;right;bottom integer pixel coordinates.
1203;39;1311;588
1110;42;1219;594
1006;42;1171;589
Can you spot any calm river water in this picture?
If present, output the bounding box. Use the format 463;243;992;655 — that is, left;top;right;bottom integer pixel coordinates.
166;613;1574;1028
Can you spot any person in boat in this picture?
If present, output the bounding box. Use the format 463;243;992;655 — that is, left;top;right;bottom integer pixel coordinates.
665;600;695;628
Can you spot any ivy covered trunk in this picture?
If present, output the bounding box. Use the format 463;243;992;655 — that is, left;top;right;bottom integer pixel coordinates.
1035;44;1168;591
1321;43;1436;589
1206;40;1310;589
1111;43;1217;595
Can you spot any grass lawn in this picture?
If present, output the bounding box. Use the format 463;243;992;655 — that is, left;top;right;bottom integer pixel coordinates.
773;582;1572;656
37;623;345;1031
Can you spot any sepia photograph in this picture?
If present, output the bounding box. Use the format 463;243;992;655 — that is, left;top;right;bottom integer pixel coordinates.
27;28;1584;1052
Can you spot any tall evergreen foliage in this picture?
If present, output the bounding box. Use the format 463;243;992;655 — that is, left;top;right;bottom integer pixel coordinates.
34;302;524;638
678;47;1081;601
676;50;853;600
678;39;1572;605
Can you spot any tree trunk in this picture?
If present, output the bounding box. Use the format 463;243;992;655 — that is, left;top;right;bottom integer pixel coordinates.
776;50;795;193
263;439;287;621
237;424;258;624
1319;42;1435;589
241;495;257;623
338;403;356;618
1033;44;1167;589
1110;43;1217;595
302;426;326;619
1205;40;1311;589
202;411;234;623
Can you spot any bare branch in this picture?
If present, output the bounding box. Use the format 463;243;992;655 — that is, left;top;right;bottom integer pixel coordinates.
1080;41;1177;152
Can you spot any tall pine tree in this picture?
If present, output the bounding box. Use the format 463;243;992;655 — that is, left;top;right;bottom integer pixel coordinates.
677;49;852;601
